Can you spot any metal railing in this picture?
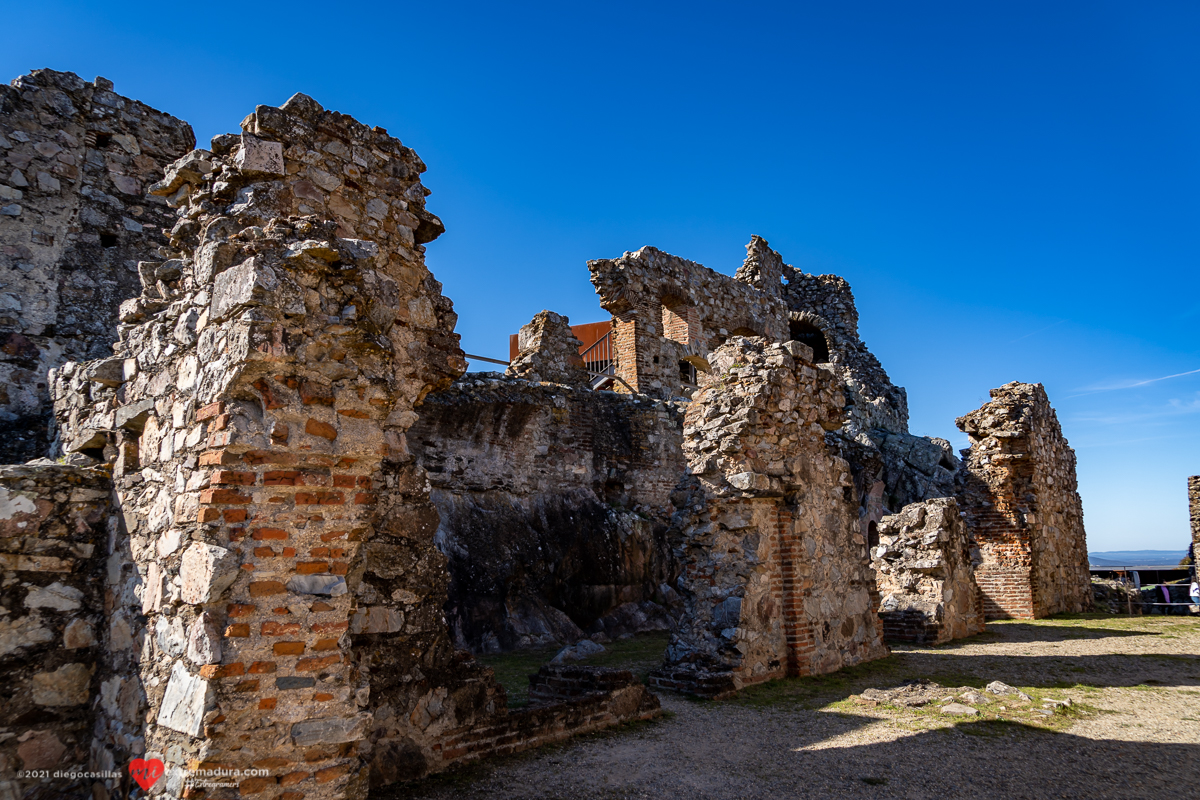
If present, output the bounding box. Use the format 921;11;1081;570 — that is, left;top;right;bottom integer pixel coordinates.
464;348;635;394
580;331;614;376
464;353;510;367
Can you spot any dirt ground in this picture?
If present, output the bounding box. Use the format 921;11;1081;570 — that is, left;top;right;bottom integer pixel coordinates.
393;615;1200;800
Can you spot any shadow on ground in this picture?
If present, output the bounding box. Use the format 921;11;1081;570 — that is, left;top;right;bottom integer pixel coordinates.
391;704;1200;800
933;622;1159;644
384;616;1200;799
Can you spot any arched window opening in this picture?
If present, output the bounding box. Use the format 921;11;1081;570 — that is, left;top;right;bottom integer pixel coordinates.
788;320;831;363
661;297;696;346
867;520;880;550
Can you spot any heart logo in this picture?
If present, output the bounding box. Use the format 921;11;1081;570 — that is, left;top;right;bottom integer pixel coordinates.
129;758;165;791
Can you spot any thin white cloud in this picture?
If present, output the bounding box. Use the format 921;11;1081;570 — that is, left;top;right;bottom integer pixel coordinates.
1068;367;1200;398
1067;394;1200;427
1006;319;1064;344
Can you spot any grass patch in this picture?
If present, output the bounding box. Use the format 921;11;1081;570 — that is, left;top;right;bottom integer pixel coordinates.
476;633;672;707
476;644;562;707
584;632;673;680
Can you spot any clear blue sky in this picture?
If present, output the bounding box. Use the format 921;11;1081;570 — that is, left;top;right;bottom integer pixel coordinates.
5;1;1197;552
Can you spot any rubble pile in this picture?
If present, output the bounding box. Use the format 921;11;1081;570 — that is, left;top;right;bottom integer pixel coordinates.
872;497;985;644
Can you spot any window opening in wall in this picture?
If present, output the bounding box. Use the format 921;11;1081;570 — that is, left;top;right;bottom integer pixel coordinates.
868;520;880;550
661;297;694;346
99;233;119;248
94;132;113;148
788;320;831;362
679;360;697;386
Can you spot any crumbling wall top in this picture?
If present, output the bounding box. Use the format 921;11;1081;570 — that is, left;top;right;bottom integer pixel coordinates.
505;310;589;386
587;242;788;339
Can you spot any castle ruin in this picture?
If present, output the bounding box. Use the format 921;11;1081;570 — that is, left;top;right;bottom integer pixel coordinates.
0;70;1093;798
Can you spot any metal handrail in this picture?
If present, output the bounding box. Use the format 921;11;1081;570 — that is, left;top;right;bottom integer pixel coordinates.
580;331;613;375
464;353;510;366
589;370;635;393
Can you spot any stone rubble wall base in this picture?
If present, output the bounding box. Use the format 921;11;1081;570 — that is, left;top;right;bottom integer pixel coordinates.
0;465;115;800
423;666;660;777
872;497;986;645
955;382;1092;620
408;372;685;652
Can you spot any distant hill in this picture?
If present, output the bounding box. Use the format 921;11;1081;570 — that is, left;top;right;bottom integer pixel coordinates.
1088;550;1189;568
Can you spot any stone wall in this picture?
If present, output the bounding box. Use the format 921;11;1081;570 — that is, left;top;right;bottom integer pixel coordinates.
780;264;957;529
1190;476;1199;569
0;464;113;800
956;382;1091;619
0;70;194;463
587;236;789;399
781;269;909;437
649;337;888;697
409;372;684;652
871;497;985;644
587;235;957;542
46;93;658;797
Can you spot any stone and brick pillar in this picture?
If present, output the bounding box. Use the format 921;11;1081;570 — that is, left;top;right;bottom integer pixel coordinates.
1189;476;1199;572
51;94;473;799
506;310;589;386
955;382;1092;620
649;337;887;697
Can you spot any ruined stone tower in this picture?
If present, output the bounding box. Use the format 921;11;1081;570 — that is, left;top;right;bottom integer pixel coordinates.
956;382;1091;619
19;91;656;800
1189;475;1199;570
